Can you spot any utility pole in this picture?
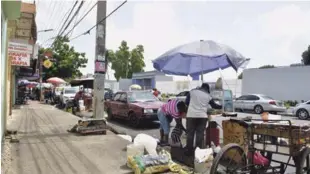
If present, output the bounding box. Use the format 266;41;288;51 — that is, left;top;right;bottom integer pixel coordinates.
93;0;107;119
39;52;43;101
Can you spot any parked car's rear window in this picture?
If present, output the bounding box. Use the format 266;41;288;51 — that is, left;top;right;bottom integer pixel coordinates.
260;95;273;100
128;91;158;102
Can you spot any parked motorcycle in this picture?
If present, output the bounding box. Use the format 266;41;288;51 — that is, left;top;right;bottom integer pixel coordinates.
65;99;79;115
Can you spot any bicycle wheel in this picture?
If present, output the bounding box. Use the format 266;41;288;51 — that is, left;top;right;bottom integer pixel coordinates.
210;143;248;174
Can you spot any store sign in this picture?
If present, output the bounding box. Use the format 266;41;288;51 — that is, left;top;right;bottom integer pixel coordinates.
43;59;52;69
9;52;30;66
8;42;33;67
8;42;33;54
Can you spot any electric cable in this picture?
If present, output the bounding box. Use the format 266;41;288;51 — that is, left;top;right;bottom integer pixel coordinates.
59;1;84;36
64;1;97;37
70;0;127;41
49;0;79;48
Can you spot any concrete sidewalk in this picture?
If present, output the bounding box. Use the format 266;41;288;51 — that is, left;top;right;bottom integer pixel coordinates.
2;101;132;174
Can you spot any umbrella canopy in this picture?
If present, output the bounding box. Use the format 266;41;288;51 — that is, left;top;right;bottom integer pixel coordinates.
152;40;250;76
130;84;142;90
36;83;53;89
70;78;94;89
18;79;30;86
26;81;38;88
46;77;66;84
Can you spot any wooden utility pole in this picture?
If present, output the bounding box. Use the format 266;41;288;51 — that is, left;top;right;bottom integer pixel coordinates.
93;0;107;119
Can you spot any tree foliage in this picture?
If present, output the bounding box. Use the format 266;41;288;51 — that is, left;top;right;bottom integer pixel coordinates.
238;73;243;79
302;45;310;65
40;36;88;81
106;40;146;81
259;65;275;69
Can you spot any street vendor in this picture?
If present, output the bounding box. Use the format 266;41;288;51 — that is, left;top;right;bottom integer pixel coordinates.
157;99;187;146
73;87;84;111
185;83;222;151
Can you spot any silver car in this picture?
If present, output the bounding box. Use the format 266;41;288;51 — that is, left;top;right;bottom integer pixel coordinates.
234;94;286;114
292;100;310;120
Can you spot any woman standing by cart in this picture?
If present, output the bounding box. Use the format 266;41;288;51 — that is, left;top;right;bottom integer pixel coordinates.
185;83;222;151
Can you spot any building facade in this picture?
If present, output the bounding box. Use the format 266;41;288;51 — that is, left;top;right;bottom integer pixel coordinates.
132;70;173;90
242;66;310;101
1;1;37;141
1;1;22;141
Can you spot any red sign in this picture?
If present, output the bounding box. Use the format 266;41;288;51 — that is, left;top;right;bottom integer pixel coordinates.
9;52;30;66
95;60;106;73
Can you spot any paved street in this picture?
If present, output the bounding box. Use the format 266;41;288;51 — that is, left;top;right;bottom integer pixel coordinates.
4;102;132;174
107;112;307;140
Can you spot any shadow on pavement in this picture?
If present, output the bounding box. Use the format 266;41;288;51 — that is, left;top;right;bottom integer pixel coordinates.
108;118;161;131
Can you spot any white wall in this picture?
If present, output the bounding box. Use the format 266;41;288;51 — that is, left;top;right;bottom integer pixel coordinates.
242;66;310;101
156;79;242;96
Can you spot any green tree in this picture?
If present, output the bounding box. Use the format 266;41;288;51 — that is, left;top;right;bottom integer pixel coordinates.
302;45;310;65
106;40;146;81
40;36;88;81
259;65;275;69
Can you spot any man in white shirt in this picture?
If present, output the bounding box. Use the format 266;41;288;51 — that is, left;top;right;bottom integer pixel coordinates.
185;83;222;151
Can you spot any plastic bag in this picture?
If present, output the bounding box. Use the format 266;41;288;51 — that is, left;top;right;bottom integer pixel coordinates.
134;134;158;156
127;150;171;174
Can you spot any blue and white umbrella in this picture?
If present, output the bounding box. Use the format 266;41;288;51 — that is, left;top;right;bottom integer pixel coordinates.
152;40;250;77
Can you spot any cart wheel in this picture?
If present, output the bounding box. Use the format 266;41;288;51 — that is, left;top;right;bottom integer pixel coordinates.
210;143;247;174
296;147;310;174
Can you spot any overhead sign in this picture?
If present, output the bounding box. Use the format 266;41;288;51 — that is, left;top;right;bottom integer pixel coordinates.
8;41;33;67
43;59;52;69
9;52;30;66
8;42;33;54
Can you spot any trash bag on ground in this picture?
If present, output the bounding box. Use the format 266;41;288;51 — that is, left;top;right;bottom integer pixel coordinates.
133;133;158;156
194;147;214;173
127;150;171;174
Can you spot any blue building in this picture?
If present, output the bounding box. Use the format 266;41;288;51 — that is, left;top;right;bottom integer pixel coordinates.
132;71;173;90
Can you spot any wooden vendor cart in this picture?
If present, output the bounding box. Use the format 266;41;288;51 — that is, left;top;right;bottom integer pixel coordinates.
210;117;310;174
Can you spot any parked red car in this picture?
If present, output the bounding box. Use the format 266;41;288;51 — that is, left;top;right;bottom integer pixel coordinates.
105;90;164;127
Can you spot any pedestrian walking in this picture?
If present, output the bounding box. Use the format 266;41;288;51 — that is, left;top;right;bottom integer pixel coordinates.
157;99;187;146
185;83;222;152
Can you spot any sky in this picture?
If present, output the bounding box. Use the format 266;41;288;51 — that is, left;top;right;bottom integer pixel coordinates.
33;0;310;82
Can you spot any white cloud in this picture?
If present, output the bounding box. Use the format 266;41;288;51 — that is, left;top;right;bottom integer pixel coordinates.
256;4;310;66
105;1;202;79
258;4;310;39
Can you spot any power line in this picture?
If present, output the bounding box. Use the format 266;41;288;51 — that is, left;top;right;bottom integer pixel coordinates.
64;1;97;37
70;0;128;41
49;0;79;48
59;1;84;37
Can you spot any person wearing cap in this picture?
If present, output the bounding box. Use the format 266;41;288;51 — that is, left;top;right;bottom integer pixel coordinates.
185;83;222;151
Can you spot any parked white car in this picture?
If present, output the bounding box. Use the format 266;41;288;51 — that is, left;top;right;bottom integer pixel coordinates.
60;87;79;107
234;94;286;114
292;100;310;120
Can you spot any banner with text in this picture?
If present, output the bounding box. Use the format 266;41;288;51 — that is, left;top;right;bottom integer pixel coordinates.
8;42;33;67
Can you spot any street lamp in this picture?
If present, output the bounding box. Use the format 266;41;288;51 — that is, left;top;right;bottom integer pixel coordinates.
38;29;53;33
37;29;54;101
